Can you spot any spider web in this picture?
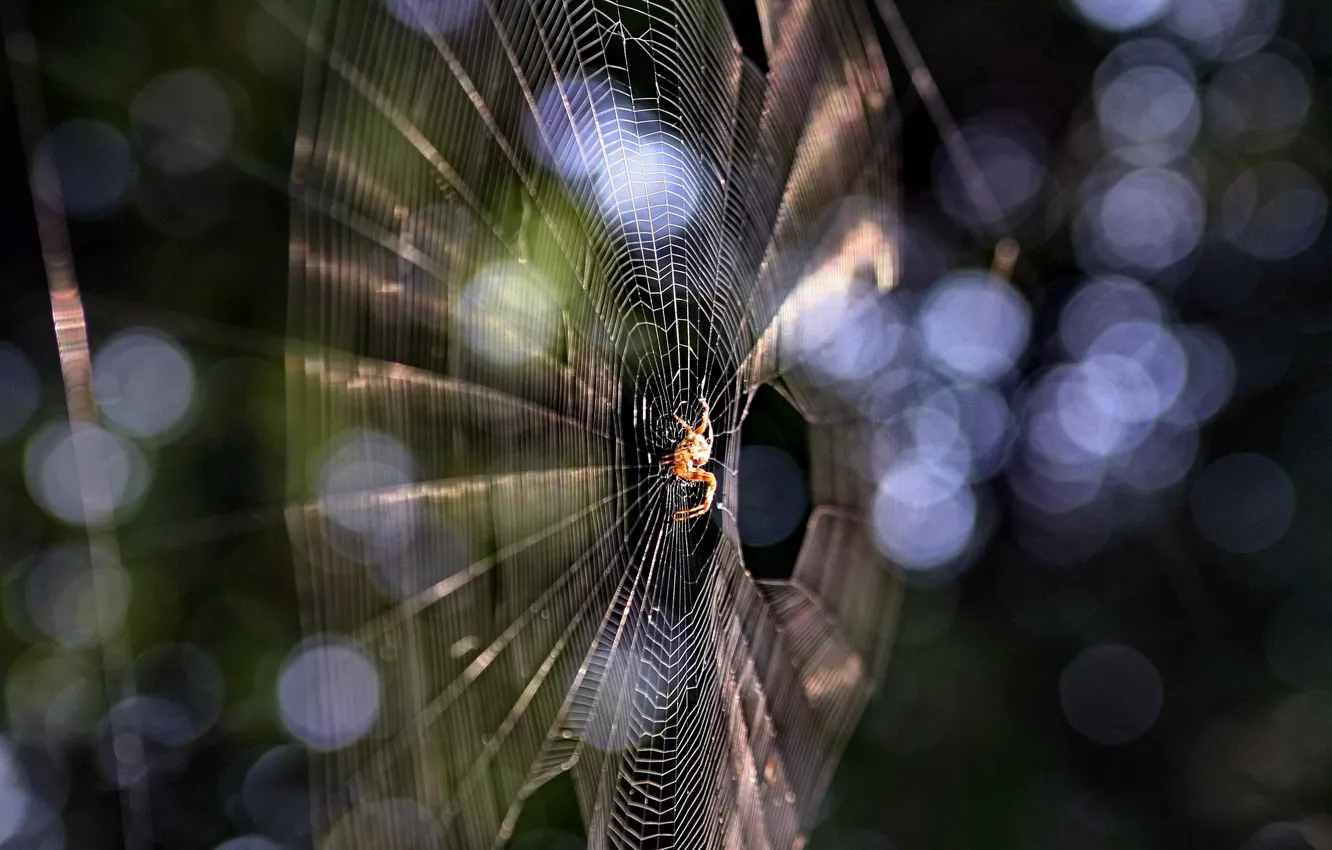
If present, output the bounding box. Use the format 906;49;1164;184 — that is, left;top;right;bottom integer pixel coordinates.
284;0;902;846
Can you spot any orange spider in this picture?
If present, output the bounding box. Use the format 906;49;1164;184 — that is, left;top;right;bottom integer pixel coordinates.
661;399;716;521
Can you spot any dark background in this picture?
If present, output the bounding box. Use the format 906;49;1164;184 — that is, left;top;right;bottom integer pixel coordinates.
3;0;1332;848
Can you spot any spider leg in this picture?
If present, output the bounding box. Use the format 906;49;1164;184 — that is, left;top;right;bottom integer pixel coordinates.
673;414;691;431
699;469;716;510
674;501;711;521
697;400;712;441
672;469;717;520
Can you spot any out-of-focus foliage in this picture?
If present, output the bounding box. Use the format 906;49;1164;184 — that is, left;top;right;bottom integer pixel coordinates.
1;0;1331;847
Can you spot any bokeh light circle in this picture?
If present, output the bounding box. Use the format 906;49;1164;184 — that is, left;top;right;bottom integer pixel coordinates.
94;328;196;439
24;422;151;525
1168;326;1236;425
1059;644;1163;744
33;119;134;218
317;428;425;571
1220;161;1328;261
936;118;1047;228
918;271;1030;383
242;745;311;844
525;73;702;240
797;282;902;383
135;642;227;747
1190;453;1294;553
94;644;227;786
131;68;235;175
1070;0;1170;32
385;0;484;34
1084;320;1188;423
24;544;132;649
1088;167;1204;273
0;738;31;845
278;638;382;751
737;445;808;547
1116;421;1199;493
0;344;41;442
1207;52;1311;151
1058;276;1163;359
1094;41;1200;164
461;262;562;366
872;457;977;571
1165;0;1281;60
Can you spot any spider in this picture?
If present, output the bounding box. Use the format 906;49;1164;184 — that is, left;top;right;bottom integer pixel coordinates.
661;398;716;521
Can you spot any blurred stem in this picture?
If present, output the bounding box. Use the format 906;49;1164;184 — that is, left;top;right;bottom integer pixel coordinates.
1;9;152;848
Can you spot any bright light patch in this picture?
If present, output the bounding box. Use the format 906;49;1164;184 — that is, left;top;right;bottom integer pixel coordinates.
1054;360;1149;458
526;71;616;180
1085;167;1204;273
317;429;421;567
526;74;702;241
1094;41;1200;164
872;457;976;570
24;422;150;526
278;639;382;751
1058;276;1162;359
94;328;196;439
1024;366;1112;467
1165;0;1280;60
909;401;971;477
580;637;669;752
918;271;1030;383
596;135;702;240
1084;320;1188;423
461;262;562;366
1069;0;1170;32
796;282;902;383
